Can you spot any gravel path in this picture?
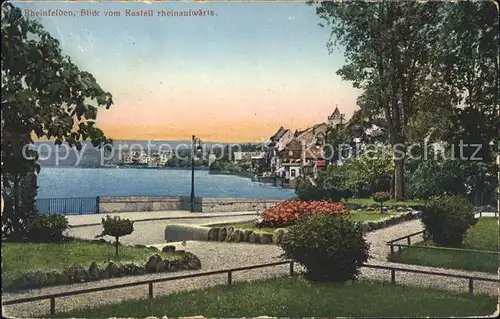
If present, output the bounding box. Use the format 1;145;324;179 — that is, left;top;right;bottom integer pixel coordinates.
3;219;499;317
67;211;261;227
66;215;258;245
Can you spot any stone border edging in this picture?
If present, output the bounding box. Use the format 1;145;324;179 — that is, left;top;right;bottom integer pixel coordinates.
164;210;422;246
3;242;201;292
359;210;422;233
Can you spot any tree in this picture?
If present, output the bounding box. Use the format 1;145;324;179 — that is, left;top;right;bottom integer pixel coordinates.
1;171;38;241
312;1;445;200
340;147;393;198
1;2;113;237
372;191;390;214
438;2;499;205
96;215;134;256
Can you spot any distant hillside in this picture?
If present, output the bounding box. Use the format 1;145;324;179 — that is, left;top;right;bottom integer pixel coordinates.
33;140;259;167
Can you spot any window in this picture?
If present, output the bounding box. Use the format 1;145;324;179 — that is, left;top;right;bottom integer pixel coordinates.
291;169;296;177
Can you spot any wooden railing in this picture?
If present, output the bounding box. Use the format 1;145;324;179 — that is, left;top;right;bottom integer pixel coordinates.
3;260;294;317
386;230;499;255
3;260;499;317
386;230;426;254
362;263;499;294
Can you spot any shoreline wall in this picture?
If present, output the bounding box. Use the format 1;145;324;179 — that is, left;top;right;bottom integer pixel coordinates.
98;196;284;213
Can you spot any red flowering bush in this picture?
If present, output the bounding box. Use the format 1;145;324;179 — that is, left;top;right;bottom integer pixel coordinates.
257;200;349;228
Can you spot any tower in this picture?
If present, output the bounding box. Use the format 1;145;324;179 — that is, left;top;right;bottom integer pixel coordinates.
328;106;345;126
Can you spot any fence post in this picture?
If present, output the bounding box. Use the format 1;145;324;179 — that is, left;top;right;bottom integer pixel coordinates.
390;243;394;255
50;297;55;317
397;245;401;253
227;271;232;285
79;199;83;215
468;278;473;294
149;282;154;299
391;269;396;284
96;196;100;214
289;261;294;276
407;237;411;245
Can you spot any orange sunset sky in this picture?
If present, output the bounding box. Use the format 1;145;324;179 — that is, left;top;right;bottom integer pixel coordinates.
22;1;362;142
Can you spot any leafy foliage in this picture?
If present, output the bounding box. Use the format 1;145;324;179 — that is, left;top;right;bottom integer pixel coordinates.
341;148;393;198
96;215;134;256
27;214;69;242
421;195;476;247
372;191;391;214
295;170;352;202
1;3;114;238
280;215;369;282
257;200;348;228
1;172;38;241
372;191;390;204
311;1;498;201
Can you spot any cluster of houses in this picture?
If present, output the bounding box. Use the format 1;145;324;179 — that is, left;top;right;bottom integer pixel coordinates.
120;150;172;167
116;106;355;188
250;107;347;188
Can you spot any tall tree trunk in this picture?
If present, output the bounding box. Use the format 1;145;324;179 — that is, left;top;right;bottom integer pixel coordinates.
393;142;406;201
393;158;405;201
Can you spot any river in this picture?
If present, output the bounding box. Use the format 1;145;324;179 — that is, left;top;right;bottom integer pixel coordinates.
37;167;295;199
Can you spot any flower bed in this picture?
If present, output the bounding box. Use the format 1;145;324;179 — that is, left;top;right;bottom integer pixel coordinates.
257;200;348;228
205;210;422;245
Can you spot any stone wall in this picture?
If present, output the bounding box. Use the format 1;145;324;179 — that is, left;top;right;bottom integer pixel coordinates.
99;196;202;213
99;196;283;213
200;198;282;213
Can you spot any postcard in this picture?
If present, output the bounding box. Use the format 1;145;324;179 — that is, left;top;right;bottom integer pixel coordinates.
1;1;499;318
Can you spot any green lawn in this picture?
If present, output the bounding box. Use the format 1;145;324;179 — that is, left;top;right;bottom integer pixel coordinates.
210;211;398;233
56;276;496;318
389;218;499;273
1;239;176;283
349;198;425;207
349;210;398;221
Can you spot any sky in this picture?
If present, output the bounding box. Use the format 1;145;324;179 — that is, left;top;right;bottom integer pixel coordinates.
14;0;362;142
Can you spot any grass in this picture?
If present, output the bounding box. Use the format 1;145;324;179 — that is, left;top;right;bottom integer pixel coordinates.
349;198;426;207
56;276;496;318
209;211;398;233
348;210;398;221
1;239;177;282
389;218;499;273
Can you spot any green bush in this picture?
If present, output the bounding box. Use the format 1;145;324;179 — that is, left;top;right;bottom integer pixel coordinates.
280;215;369;282
27;214;69;242
96;215;134;256
421;195;476;247
372;191;391;214
295;171;351;202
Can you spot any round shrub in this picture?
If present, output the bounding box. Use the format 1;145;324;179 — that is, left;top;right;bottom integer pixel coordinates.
421;195;476;247
372;191;391;204
95;215;134;256
372;191;391;214
280;214;369;283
